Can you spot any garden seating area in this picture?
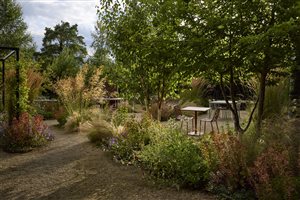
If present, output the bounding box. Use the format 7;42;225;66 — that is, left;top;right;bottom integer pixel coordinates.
1;0;300;200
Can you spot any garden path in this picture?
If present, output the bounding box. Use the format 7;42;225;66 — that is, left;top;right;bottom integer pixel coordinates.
0;120;215;200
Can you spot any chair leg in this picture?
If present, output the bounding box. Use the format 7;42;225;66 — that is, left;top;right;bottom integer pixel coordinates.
180;120;183;129
216;121;219;133
204;122;206;133
186;121;189;134
210;122;213;132
200;121;202;133
192;120;194;132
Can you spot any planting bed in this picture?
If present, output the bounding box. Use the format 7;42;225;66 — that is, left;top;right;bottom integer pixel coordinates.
0;120;214;200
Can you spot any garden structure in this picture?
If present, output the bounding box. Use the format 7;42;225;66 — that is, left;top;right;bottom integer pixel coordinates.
0;46;20;119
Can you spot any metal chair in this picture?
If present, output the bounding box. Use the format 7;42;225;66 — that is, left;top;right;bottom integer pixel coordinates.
177;115;194;134
200;108;220;133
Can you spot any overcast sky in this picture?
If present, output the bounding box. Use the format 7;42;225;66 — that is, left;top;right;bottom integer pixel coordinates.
17;0;99;55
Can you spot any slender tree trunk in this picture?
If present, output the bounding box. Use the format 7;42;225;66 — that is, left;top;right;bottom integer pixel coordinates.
229;67;243;133
220;74;243;133
256;72;267;134
157;100;162;121
141;76;150;112
156;78;166;121
225;25;243;133
255;5;275;135
144;94;150;113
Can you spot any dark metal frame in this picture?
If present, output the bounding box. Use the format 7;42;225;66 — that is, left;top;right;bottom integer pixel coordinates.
0;47;20;118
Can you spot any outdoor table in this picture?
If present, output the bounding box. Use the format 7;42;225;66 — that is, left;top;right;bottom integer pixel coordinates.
209;100;241;118
102;97;124;108
181;106;210;135
209;100;233;108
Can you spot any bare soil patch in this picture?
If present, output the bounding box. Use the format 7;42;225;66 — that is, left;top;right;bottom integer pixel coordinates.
0;120;215;200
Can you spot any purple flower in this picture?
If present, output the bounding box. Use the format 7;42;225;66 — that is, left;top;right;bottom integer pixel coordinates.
108;137;118;147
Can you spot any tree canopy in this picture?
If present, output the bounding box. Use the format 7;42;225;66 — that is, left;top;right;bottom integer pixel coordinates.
99;0;191;120
98;0;299;129
41;21;87;65
90;21;113;68
0;0;32;48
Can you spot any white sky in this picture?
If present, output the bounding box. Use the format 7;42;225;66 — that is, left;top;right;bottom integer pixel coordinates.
16;0;100;55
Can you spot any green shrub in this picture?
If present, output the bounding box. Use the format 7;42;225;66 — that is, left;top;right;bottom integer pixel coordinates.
111;115;152;163
138;127;209;187
149;102;173;121
54;106;68;127
111;105;129;127
88;126;112;148
35;100;59;120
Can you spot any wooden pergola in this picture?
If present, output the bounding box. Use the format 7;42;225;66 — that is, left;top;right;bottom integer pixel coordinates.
0;47;20;118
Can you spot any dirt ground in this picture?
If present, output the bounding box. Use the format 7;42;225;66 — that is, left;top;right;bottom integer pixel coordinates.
0;120;215;200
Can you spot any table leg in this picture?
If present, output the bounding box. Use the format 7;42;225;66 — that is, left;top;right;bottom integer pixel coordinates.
194;111;197;134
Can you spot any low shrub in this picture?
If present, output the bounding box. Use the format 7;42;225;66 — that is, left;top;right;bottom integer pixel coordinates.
2;112;54;153
85;109;113;148
247;118;300;200
200;133;251;193
54;106;68;127
150;102;173;121
249;144;299;200
138;126;209;187
64;109;91;132
111;105;129;127
34;100;59;120
88;127;112;146
200;117;300;199
111;115;152;164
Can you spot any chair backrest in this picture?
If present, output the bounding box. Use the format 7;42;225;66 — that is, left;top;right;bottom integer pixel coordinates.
212;108;220;121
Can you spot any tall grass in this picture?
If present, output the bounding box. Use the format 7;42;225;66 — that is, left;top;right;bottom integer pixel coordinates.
263;79;289;119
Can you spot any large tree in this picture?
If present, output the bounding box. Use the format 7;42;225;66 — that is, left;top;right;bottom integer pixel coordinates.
100;0;190;120
177;0;298;133
178;0;261;133
0;0;32;48
238;0;298;133
41;21;87;65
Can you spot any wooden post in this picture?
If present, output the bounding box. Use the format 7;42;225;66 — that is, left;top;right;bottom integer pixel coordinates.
2;60;4;109
194;111;197;134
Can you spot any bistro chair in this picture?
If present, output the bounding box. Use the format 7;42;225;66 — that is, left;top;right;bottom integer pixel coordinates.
200;108;220;133
177;115;194;134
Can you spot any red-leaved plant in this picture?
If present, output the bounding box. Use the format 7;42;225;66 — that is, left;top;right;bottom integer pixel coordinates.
209;133;250;191
249;144;297;200
3;112;53;152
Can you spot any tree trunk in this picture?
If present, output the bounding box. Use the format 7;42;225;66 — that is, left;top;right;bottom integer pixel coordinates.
157;101;162;121
229;66;243;133
157;89;163;121
220;69;243;133
256;72;267;134
156;79;165;121
144;97;149;113
143;82;150;113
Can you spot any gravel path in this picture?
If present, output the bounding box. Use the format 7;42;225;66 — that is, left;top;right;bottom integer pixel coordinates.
0;120;215;200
